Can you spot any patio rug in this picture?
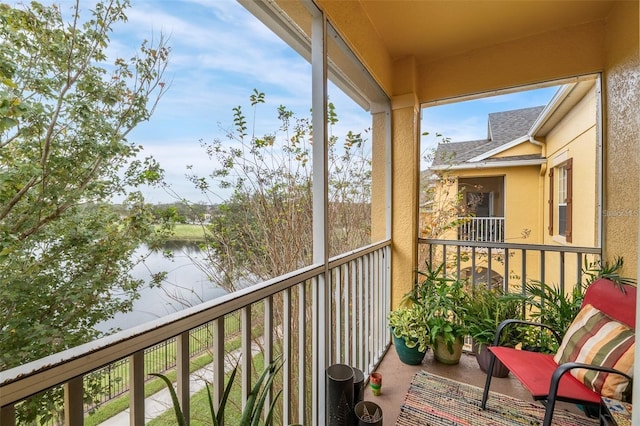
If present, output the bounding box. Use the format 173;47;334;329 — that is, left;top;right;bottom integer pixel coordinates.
395;370;599;426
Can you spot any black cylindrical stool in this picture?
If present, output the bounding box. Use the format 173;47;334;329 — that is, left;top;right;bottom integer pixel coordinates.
326;364;354;426
354;400;383;425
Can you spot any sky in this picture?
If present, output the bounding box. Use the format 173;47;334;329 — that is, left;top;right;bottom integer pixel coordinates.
420;86;559;169
22;0;558;204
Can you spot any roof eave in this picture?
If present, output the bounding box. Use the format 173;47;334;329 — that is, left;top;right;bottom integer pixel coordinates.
430;158;546;171
468;135;531;162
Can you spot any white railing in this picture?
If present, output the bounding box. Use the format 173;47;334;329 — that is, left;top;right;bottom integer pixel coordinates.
458;217;505;243
0;241;391;426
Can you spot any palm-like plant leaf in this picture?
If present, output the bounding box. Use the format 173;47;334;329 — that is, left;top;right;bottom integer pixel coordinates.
149;373;187;426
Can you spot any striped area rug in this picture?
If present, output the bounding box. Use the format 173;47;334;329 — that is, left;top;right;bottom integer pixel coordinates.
396;371;599;426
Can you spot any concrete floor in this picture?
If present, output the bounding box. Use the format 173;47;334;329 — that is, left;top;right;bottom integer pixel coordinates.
361;343;586;425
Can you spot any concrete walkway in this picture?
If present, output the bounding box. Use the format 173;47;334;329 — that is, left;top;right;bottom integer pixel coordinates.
98;343;262;425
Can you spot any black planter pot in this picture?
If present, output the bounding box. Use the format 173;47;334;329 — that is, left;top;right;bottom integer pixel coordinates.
473;342;510;378
326;364;354;425
354;400;383;425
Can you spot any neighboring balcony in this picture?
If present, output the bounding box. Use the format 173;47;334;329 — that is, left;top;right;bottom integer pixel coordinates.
0;239;601;425
458;216;505;243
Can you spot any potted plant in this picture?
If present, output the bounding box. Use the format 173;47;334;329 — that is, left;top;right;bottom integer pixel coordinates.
404;262;469;365
388;304;430;365
466;284;525;376
425;276;469;365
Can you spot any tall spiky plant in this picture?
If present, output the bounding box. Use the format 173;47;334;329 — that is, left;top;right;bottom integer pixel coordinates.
152;356;284;425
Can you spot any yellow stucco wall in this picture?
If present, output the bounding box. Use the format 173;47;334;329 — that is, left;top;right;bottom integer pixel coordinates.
418;21;606;104
370;110;389;242
315;0;394;95
603;1;640;277
494;143;542;159
543;85;599;248
443;166;541;243
390;96;420;307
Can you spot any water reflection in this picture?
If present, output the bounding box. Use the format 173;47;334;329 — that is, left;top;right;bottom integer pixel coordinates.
96;242;226;333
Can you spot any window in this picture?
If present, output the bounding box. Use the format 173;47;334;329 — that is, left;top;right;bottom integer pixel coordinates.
549;158;573;242
558;164;567;235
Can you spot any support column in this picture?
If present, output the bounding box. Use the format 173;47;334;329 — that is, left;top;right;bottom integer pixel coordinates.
390;93;420;308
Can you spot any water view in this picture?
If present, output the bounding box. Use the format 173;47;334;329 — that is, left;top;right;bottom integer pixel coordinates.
96;242;227;333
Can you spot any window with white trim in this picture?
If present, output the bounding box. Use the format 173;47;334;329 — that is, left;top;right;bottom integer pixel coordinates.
548;158;572;242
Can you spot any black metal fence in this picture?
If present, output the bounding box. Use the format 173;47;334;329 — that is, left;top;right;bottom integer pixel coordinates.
85;311;242;412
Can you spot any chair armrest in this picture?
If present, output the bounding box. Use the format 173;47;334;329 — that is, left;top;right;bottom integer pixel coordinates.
543;362;632;426
551;362;633;389
492;319;563;347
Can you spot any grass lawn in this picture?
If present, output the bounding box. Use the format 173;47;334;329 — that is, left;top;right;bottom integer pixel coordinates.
170;224;208;241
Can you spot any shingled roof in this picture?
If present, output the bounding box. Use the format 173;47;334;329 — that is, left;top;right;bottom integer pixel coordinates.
431;105;545;168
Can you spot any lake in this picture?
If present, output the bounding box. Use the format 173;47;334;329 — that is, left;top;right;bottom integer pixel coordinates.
96;242;227;333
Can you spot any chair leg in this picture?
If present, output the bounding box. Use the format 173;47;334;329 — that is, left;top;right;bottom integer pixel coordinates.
480;351;497;409
542;395;557;426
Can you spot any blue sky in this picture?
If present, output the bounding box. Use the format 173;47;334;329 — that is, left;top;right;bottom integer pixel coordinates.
31;1;558;204
420;86;559;169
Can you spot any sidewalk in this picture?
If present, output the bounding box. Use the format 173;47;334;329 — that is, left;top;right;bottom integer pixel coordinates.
98;343;262;425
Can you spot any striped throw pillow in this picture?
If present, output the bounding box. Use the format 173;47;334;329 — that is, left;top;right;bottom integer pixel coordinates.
553;303;634;401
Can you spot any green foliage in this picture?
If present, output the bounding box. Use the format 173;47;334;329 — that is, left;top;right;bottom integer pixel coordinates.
399;262;470;355
388;305;430;352
189;91;372;291
466;284;525;346
154;357;284;426
521;256;634;353
582;256;636;287
0;0;170;422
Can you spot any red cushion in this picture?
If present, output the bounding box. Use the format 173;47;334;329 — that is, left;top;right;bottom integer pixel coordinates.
583;279;636;329
489;347;601;404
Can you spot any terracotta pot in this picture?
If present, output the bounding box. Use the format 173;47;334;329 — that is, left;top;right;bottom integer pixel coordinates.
369;372;382;396
473;342;510;377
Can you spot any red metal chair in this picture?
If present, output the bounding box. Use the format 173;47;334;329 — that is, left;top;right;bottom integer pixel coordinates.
481;278;635;426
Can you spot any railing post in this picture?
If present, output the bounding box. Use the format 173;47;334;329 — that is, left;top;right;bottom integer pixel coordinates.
282;288;292;425
129;350;145;425
357;256;364;373
177;331;190;423
263;295;273;418
0;404;15;425
64;376;84;425
351;259;358;369
212;317;224;422
298;283;307;423
241;306;252;411
335;266;342;365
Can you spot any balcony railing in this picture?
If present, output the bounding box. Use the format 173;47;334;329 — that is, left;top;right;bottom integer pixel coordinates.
419;238;602;293
0;240;391;425
458;217;505;243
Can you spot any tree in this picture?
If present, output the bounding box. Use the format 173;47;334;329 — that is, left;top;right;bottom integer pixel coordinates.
0;1;170;421
188;90;371;291
185;91;371;424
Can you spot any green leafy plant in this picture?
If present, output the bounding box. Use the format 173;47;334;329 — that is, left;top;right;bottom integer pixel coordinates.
152;356;283;426
521;256;635;353
466;284;525;348
582;256;636;288
388;304;430;352
408;262;469;355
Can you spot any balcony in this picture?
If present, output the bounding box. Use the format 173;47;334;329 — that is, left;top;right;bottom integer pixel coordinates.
458;217;505;243
0;238;603;425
